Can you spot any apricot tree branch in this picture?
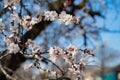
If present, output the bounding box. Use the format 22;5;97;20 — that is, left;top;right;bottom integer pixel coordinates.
0;64;16;80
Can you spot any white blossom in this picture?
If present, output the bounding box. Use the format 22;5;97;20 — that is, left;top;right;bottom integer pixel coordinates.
7;42;20;53
49;11;58;21
44;11;58;21
63;51;75;64
21;16;41;30
44;11;51;21
58;11;66;24
48;46;63;62
80;58;88;65
8;34;20;43
68;64;80;74
58;11;73;25
67;44;78;55
64;14;73;25
8;34;14;38
21;15;32;30
4;34;20;47
63;45;78;64
31;17;39;25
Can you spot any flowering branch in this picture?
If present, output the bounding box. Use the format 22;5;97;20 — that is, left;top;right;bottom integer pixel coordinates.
0;0;99;80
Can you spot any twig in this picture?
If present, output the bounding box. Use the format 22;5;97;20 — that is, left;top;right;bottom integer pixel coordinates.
0;5;11;17
24;52;64;75
40;56;64;76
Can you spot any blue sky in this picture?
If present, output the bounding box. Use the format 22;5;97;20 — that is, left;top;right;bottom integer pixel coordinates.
101;5;120;52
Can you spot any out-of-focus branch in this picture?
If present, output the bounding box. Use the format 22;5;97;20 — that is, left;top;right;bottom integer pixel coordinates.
0;6;10;17
0;52;10;60
99;27;120;33
22;4;31;16
41;55;64;76
0;64;16;80
84;9;102;18
57;77;71;80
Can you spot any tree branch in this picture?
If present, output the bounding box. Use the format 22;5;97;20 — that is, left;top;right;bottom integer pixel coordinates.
0;64;16;80
0;53;10;60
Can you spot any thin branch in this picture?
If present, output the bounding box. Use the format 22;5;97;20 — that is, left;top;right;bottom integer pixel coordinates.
0;49;7;56
40;55;64;76
0;5;10;17
0;53;11;60
24;52;64;75
99;27;120;33
22;4;31;16
0;64;16;80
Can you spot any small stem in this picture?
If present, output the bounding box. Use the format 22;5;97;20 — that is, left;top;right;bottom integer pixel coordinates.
40;56;64;76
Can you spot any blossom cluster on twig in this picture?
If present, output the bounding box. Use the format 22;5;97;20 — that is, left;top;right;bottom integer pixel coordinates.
0;0;95;80
23;39;95;79
1;0;80;31
1;34;95;79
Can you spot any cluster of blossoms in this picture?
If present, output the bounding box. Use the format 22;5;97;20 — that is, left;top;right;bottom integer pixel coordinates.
49;46;63;63
2;33;95;79
20;11;79;30
4;10;79;31
1;28;94;79
20;42;94;79
44;11;58;21
63;45;78;64
2;0;80;31
44;11;79;25
4;34;20;53
21;15;42;30
48;45;94;65
1;28;94;80
0;1;94;79
25;39;41;55
2;10;79;31
2;35;94;79
58;11;79;25
68;63;83;79
48;45;94;79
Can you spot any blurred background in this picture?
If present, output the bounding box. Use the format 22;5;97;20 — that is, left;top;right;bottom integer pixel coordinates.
0;0;120;80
